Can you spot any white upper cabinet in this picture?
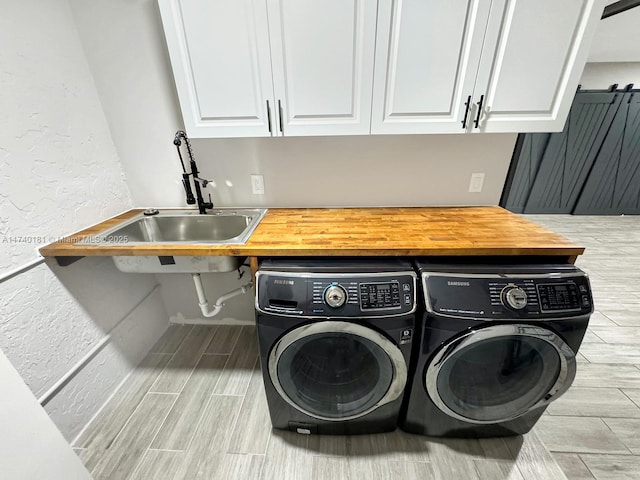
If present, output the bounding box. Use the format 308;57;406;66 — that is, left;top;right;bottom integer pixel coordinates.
160;0;605;138
371;0;492;134
159;0;377;138
267;0;378;136
371;0;605;135
158;0;275;138
473;0;605;133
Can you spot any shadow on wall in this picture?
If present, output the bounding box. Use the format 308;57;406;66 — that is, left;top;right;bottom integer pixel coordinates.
0;255;169;440
44;255;170;367
43;256;169;440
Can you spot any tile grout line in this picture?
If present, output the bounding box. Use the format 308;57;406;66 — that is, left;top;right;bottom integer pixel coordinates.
181;388;220;453
102;390;176;451
208;326;245;389
69;352;172;448
146;448;186;453
619;388;640;410
228;324;248;354
204;324;244;356
126;392;182;480
147;326;195;393
150;326;216;396
149;324;195;355
577;453;605;480
224;356;262;456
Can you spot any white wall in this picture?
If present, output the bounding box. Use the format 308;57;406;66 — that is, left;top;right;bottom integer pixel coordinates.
69;0;186;208
68;0;517;209
190;133;516;207
580;62;640;89
158;271;255;324
0;0;169;443
0;349;91;480
587;7;640;63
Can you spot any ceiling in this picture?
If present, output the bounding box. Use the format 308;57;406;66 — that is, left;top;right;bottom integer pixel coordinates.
587;2;640;62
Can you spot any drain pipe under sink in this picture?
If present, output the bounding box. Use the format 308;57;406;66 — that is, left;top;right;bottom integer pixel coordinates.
192;273;253;318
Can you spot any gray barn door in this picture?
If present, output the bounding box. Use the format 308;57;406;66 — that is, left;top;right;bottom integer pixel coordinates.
502;133;551;213
574;92;640;214
523;92;622;214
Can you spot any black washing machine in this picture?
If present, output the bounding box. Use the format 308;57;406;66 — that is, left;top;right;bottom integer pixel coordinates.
400;260;593;438
255;259;417;435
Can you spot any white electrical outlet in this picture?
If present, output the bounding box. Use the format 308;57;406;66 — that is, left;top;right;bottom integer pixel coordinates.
468;173;485;193
251;174;265;195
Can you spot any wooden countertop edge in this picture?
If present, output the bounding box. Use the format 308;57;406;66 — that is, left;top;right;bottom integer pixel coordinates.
39;207;585;258
39;209;144;257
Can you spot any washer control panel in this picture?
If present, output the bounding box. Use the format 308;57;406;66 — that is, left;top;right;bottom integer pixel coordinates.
537;283;581;312
423;269;592;319
360;282;401;310
256;271;416;317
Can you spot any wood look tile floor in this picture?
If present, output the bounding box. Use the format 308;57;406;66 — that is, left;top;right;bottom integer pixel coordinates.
71;214;640;480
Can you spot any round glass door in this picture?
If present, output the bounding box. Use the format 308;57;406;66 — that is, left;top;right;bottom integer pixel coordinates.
426;324;576;424
269;321;407;421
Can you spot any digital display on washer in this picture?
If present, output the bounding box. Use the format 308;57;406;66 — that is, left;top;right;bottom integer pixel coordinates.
537;283;580;311
360;282;400;309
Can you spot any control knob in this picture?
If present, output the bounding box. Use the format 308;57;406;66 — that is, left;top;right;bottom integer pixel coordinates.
324;284;347;308
501;285;528;310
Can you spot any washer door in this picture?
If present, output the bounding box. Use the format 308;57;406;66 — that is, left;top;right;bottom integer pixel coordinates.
269;321;407;421
426;324;576;424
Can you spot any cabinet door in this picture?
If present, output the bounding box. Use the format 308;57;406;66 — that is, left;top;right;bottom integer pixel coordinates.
158;0;275;138
267;0;378;136
371;0;492;134
472;0;605;133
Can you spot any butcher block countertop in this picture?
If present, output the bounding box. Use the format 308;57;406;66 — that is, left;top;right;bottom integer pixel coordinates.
39;206;583;260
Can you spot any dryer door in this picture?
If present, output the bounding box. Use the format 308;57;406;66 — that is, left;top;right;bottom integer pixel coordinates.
269;321;407;421
425;324;576;424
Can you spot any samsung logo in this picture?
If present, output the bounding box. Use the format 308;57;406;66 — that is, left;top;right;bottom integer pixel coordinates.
274;279;295;286
447;281;470;287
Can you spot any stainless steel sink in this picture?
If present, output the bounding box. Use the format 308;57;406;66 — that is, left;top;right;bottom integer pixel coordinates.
86;208;267;245
80;208;268;273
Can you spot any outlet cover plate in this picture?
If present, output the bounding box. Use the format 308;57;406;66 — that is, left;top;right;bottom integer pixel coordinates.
251;174;265;195
469;173;485;193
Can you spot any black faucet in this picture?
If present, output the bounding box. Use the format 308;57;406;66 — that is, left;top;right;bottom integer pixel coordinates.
173;130;213;214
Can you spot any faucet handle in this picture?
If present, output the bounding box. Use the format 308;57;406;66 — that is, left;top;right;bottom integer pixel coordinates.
194;176;213;188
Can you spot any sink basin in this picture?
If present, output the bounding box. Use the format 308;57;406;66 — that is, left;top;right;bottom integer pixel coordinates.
80;208;268;274
86;208;267;245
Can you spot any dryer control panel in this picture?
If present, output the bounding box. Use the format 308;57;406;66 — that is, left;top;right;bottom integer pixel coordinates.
422;268;593;320
256;270;417;318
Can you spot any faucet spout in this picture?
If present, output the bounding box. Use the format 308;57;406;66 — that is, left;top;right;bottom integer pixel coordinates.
173;130;214;214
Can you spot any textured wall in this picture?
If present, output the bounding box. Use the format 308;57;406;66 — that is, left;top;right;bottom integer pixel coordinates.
0;1;131;270
0;259;160;397
0;0;168;442
43;281;168;439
